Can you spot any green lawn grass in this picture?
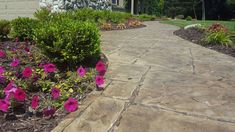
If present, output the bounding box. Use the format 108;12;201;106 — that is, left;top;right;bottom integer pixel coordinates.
161;19;235;33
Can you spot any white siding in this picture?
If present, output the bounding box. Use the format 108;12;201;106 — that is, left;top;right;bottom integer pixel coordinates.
0;0;39;20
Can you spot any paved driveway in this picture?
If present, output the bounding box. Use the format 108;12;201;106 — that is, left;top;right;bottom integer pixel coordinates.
56;21;235;132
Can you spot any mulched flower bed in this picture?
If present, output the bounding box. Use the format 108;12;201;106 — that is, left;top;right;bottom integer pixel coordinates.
100;19;146;31
0;40;107;131
174;28;235;57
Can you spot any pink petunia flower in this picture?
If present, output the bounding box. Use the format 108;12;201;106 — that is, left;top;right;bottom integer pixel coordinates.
77;66;86;77
95;75;105;86
22;67;32;78
96;61;106;72
4;81;17;96
64;98;78;112
0;51;5;58
0;99;10;112
51;87;60;99
0;66;4;75
14;87;26;101
10;58;20;67
31;95;39;110
43;107;56;117
44;63;56;73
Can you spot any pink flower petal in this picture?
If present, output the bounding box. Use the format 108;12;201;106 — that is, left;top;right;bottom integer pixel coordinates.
0;99;10;112
51;87;60;99
31;95;39;109
22;67;32;78
64;98;78;112
14;87;26;101
96;61;106;72
95;75;105;86
0;51;5;58
10;58;20;67
77;66;86;77
44;63;56;73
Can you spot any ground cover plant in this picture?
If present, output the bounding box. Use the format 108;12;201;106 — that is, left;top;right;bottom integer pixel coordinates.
0;39;107;131
174;23;235;57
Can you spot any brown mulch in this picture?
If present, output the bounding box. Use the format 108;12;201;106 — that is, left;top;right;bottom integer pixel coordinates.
100;18;146;31
174;28;235;57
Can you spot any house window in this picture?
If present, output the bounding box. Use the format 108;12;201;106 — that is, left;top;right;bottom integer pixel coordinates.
112;0;119;5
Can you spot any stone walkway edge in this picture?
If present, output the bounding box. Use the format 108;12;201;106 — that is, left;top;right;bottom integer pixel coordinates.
53;21;235;132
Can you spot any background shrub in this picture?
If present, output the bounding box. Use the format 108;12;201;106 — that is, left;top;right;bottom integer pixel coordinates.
136;14;156;21
34;7;51;21
11;17;39;41
0;20;11;40
33;19;101;67
205;31;233;47
185;16;192;21
205;23;233;47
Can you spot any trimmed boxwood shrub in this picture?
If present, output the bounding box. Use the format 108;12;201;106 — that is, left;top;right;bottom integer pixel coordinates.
11;17;39;41
0;20;11;40
33;19;101;67
136;14;156;21
186;16;192;21
34;7;51;22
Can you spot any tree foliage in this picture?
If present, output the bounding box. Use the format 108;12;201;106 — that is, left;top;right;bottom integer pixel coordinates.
125;0;164;16
163;0;235;20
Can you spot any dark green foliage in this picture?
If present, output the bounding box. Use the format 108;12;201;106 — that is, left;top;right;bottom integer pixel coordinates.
164;0;235;20
186;16;192;21
73;8;132;24
34;7;51;21
136;14;156;21
34;8;133;24
0;20;11;40
125;0;164;16
11;17;39;41
33;18;101;67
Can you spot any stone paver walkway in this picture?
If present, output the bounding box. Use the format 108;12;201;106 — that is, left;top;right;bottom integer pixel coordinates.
53;21;235;132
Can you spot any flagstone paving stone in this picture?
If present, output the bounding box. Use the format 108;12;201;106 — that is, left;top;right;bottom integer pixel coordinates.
54;21;235;132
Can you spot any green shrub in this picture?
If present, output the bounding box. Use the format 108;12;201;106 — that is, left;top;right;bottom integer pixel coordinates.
11;17;39;41
33;19;101;67
73;8;96;22
34;7;51;21
205;31;233;47
186;16;192;21
136;14;156;21
0;20;11;40
108;11;126;23
73;9;132;24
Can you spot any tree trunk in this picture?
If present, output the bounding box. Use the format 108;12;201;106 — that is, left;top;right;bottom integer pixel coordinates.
201;0;205;20
193;5;197;20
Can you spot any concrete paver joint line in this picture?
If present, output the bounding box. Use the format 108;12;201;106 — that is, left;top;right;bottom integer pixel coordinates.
189;48;196;74
107;66;151;132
